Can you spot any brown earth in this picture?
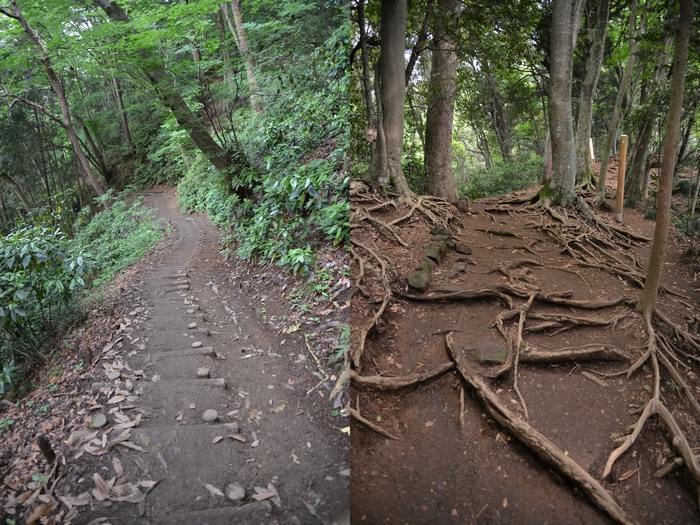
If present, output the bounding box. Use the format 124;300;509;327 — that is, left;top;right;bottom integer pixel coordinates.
350;186;699;525
1;187;349;524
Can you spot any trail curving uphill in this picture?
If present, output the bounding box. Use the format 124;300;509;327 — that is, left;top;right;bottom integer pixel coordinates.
69;188;348;524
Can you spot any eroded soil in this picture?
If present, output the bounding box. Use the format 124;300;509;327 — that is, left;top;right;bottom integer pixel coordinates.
350;187;699;525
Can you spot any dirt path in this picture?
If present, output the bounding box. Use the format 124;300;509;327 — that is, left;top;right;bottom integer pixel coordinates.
350;190;699;524
66;188;348;524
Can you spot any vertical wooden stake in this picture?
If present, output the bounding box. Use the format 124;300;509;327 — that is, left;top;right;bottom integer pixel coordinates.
615;134;628;222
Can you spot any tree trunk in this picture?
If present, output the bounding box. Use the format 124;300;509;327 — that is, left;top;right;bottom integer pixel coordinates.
674;110;696;176
373;0;411;195
1;1;105;196
424;0;458;200
112;76;134;151
94;0;245;195
547;0;577;205
357;0;374;129
575;0;609;184
0;172;32;212
596;0;639;205
485;72;513;161
638;0;692;315
405;0;433;86
223;1;262;113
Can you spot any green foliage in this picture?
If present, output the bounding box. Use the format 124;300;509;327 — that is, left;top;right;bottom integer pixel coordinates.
0;225;89;373
73;190;163;286
458;155;543;199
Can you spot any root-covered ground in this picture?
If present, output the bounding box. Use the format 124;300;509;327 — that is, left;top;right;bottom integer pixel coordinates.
350;185;699;524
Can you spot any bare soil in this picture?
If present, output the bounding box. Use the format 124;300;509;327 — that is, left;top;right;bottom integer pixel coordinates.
350;186;699;524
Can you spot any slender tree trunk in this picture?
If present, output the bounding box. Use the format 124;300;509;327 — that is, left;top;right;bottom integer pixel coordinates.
596;0;639;205
223;1;262;113
405;0;433;86
674;110;696;176
638;0;692;315
547;0;577;205
485;72;513;161
424;0;458;200
0;172;32;212
1;1;105;196
95;0;247;196
575;0;609;184
373;0;411;195
112;76;134;151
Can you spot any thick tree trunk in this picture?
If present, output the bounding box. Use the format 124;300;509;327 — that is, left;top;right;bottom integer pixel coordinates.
424;0;458;200
596;0;639;205
547;0;577;205
373;0;411;195
638;0;692;314
223;1;262;113
357;0;374;129
575;0;609;184
95;0;244;194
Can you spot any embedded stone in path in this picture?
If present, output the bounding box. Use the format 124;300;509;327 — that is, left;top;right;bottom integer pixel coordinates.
188;322;197;329
197;367;211;379
226;482;245;502
187;309;195;314
192;341;203;348
454;242;472;255
90;413;107;429
202;409;218;422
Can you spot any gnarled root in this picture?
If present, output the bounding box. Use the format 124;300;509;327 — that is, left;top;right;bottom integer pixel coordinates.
350;362;455;391
445;333;636;525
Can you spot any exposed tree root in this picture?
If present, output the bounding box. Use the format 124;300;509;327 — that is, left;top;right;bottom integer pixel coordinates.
399;287;513;308
445;333;636;525
352;209;409;247
351;239;392;370
525;311;628;335
350;362;455;391
349;407;399;440
519;343;628;363
600;312;700;507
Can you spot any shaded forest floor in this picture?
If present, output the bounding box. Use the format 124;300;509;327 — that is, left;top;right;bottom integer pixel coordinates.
350;183;699;524
1;188;350;524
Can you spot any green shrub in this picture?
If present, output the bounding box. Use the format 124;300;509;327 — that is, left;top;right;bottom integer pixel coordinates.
73;190;163;286
458;155;543;199
0;225;89;375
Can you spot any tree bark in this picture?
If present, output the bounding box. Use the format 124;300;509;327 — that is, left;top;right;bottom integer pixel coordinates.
485;72;513;161
94;0;245;194
223;1;262;113
357;0;374;129
596;0;639;205
0;172;32;212
638;0;692;314
0;1;105;196
575;0;609;184
547;0;578;205
373;0;412;195
405;0;433;86
111;76;134;151
424;0;458;200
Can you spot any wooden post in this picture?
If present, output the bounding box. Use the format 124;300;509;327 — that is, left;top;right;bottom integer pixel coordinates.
615;134;628;222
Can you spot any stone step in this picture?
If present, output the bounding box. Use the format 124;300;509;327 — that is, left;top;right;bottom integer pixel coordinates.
121;423;256;515
136;380;240;424
148;501;271;525
146;347;215;360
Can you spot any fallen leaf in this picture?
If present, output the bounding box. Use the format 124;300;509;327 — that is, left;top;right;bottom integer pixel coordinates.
204;483;225;497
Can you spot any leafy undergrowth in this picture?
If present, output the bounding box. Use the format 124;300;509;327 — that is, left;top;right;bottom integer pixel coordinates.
458;154;543;200
0;191;163;397
176;20;349;277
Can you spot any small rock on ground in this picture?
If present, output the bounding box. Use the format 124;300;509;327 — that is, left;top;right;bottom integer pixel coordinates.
192;341;203;348
226;482;245;502
197;367;211;378
202;409;218;422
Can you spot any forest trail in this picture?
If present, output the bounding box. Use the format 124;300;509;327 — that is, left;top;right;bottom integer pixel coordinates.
63;188;348;524
350;188;699;525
